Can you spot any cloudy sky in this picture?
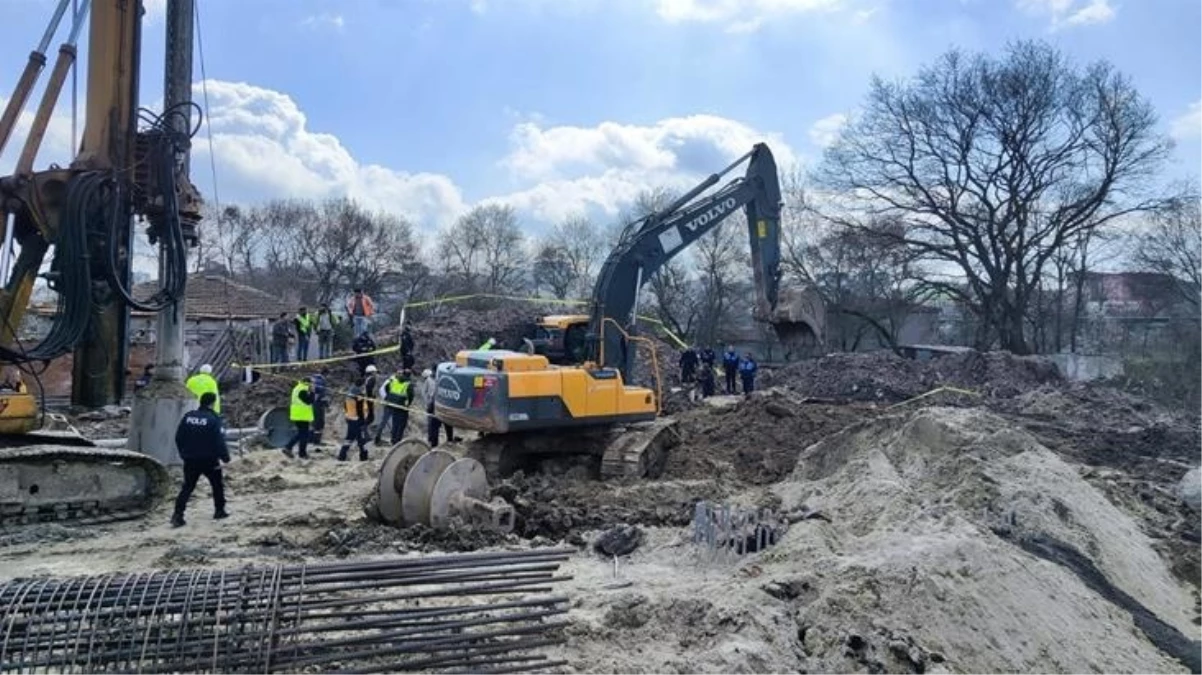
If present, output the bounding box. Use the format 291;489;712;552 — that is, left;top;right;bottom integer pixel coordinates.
0;0;1199;238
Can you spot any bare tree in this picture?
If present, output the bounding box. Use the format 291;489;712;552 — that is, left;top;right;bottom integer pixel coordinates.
1132;186;1201;308
437;204;527;295
535;215;607;298
693;216;748;347
782;174;923;352
815;40;1171;354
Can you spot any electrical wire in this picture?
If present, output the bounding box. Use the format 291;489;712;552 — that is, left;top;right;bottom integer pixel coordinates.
103;101;201;313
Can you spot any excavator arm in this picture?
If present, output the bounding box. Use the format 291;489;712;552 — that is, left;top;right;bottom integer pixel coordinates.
587;143;823;379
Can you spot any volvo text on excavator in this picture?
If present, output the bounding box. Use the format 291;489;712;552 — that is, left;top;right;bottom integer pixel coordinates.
0;0;203;524
433;143;825;479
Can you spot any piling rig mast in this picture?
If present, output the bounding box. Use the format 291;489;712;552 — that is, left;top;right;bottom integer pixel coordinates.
0;0;201;524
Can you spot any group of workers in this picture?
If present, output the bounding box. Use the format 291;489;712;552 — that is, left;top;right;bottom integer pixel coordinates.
678;344;758;397
269;289;378;364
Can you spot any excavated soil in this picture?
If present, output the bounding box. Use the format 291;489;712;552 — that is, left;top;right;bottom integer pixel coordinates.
767;349;1062;402
667;392;876;485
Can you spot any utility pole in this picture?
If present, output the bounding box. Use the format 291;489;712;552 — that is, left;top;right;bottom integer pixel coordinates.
126;0;195;466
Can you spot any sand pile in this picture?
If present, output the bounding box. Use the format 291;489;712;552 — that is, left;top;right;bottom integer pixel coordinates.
765;406;1199;673
769;350;1061;402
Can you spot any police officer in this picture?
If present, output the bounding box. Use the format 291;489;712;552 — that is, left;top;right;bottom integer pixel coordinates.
171;392;229;527
739;352;759;396
722;344;739;395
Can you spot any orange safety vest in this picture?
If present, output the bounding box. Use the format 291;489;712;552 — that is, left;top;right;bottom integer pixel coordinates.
344;397;362;421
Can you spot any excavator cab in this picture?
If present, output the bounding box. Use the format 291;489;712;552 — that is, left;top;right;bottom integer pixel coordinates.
522;315;589;365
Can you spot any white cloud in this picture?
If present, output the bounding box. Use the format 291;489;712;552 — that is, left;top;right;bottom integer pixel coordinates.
193;80;465;230
1015;0;1116;29
658;0;846;23
1170;100;1201;142
300;13;345;31
491;114;799;222
0;95;74;175
4;77;799;235
807;113;847;148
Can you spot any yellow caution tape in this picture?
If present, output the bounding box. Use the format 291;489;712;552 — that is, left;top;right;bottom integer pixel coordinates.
245;363;426;416
403;293;588;310
885;385;980;410
233;343;400;371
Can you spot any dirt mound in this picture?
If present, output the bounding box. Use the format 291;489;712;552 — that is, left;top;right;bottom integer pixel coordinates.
770;349;1062;402
495;472;730;542
770;406;1198;673
667;391;873;485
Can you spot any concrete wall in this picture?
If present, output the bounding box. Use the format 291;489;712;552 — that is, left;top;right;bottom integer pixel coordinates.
1048;353;1124;382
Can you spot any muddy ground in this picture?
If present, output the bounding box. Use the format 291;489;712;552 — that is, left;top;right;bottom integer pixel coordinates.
6;346;1200;673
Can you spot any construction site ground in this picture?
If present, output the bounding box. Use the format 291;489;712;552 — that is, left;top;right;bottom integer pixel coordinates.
3;342;1200;673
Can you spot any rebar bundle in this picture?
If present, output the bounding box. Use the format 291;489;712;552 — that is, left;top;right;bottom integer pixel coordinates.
0;547;574;673
692;501;786;564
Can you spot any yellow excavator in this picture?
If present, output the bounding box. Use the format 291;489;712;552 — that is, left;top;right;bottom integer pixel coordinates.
434;144;825;478
0;0;203;524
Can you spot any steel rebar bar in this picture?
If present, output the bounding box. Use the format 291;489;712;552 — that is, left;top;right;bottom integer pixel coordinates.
0;548;573;673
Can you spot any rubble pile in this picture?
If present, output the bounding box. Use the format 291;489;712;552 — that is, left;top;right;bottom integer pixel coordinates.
770;349;1062;402
666;390;873;484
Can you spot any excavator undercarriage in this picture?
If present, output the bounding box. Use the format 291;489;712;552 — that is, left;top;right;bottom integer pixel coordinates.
0;433;171;526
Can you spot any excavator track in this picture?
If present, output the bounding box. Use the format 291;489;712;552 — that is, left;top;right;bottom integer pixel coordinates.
0;436;171;527
460;418;681;482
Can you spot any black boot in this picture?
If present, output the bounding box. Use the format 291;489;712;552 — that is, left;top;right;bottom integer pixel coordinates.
171;513;186;528
337;446;349;461
358;450;369;461
214;509;229;520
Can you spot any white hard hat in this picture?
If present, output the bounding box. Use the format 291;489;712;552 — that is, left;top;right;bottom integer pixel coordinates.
422;369;432;378
199;364;213;374
365;364;378;373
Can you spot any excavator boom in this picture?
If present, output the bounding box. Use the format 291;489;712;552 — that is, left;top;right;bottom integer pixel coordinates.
435;144;823;480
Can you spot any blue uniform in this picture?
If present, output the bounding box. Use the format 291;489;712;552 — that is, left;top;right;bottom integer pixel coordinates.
738;357;758;395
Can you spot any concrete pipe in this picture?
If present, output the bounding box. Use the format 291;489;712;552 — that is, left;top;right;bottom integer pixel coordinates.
258;407;296;448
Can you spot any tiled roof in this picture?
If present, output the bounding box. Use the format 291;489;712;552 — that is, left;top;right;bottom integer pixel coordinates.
130;275;291;319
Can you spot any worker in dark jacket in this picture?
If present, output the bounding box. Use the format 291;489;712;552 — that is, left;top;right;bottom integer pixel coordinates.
400;325;416;370
699;346;716;369
353;332;377;376
739;352;758;396
722;345;739;394
338;386;370;461
171;392;229;527
697;362;716;398
310;370;328;444
679;347;698;383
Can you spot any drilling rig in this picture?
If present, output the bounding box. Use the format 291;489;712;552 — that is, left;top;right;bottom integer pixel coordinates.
0;0;203;524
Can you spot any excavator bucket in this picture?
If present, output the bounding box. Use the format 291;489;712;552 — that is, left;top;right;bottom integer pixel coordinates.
771;286;826;358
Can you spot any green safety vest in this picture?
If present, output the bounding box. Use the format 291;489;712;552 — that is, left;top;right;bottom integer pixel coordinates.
297;314;313;333
387;378;410;397
290;382;314;422
185;372;220;414
478;339;494;351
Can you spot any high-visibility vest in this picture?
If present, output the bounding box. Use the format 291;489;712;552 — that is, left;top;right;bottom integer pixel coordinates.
290;382;314;422
344;398;362;421
185;372;221;414
297;314;313;333
387;378;409;397
478;338;495;351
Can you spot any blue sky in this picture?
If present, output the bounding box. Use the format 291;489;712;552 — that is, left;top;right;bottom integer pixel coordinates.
0;0;1199;238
